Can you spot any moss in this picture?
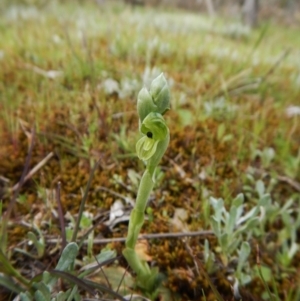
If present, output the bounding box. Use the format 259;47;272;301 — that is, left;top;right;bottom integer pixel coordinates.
0;1;299;299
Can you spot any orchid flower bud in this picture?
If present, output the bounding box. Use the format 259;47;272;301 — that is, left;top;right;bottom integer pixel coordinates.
150;73;170;116
137;73;170;123
137;87;157;123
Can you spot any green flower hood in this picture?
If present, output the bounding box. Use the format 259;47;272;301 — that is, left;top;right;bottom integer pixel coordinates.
136;112;168;161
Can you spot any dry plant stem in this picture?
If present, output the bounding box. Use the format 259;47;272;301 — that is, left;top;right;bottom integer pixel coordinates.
256;244;276;301
81;278;127;301
261;48;291;82
94;257;111;290
276;175;300;192
255;168;300;192
78;214;106;247
1;127;35;251
184;240;225;301
47;230;214;245
56;181;67;251
96;185;133;203
71;159;101;243
212;48;291;99
12;151;54;192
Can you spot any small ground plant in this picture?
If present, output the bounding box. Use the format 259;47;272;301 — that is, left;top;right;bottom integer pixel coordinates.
122;73;170;292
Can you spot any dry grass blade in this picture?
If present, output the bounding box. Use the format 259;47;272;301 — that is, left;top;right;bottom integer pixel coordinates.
1;126;35;251
79;256;121;274
56;181;67;252
71;159;101;243
82;278;128;301
254;168;300;192
256;244;276;301
49;269;96;295
184;240;225;301
277;175;300;192
12;152;54;192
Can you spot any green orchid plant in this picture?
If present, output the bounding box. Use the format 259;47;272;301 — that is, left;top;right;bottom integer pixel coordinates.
122;73;170;291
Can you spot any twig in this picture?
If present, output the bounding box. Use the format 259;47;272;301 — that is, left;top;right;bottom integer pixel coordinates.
96;186;129;200
21;62;62;79
96;186;135;206
277;175;300;192
12;152;54;192
48;230;214;245
0;176;10;183
254;168;300;192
